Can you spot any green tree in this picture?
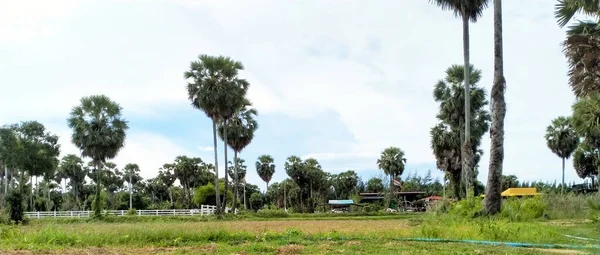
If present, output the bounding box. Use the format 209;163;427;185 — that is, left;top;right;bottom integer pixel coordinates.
256;155;276;192
123;163;142;209
377;147;407;208
12;121;60;211
227;157;247;210
545;116;579;193
500;175;518;191
249;192;263;212
157;168;176;207
185;55;250;214
218;99;258;212
0;127;22;198
67;95;128;217
571;94;600;196
164;156;213;208
365;177;384;193
59;154;87;210
430;0;490;197
573;141;599;186
331;170;358;199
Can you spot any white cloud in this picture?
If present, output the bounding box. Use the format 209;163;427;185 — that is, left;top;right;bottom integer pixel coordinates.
49;123;194;179
198;146;214;152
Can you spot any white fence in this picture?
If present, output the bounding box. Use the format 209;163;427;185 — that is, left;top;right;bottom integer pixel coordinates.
24;205;218;219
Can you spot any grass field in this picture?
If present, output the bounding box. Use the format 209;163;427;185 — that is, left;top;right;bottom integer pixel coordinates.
1;213;599;254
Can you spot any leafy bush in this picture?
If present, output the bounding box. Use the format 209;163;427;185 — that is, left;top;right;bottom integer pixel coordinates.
4;189;26;224
500;197;546;221
585;197;599;222
249;193;263;212
448;197;483;218
126;208;138;216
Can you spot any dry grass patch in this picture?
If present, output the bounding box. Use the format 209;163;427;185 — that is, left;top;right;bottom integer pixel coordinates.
276;244;304;255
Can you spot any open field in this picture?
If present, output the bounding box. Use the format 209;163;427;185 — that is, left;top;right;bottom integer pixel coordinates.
1;214;598;254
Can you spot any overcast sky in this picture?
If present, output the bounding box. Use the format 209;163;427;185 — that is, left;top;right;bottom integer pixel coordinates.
0;0;580;189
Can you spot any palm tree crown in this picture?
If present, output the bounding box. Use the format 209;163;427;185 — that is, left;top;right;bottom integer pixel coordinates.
185;55;250;120
377;147;407;178
429;0;489;22
545;116;579;159
67;95;128;164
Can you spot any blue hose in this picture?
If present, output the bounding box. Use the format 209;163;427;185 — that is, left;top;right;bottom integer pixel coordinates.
392;237;600;250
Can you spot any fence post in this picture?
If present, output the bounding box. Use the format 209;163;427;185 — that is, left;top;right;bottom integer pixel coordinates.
37;211;40;219
156;210;158;216
54;210;56;217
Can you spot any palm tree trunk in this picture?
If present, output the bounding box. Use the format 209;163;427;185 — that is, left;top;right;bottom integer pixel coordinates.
129;168;133;210
94;161;102;217
169;187;173;207
461;15;473;199
484;0;506;215
388;175;393;208
30;176;34;211
210;119;222;215
4;165;7;194
222;119;229;213
232;150;239;213
561;157;566;194
243;181;247;209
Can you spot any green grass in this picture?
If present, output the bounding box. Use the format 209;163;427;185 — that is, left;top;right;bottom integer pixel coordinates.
2;214;598;254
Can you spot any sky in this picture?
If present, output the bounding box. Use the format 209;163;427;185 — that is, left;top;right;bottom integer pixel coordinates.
0;0;582;190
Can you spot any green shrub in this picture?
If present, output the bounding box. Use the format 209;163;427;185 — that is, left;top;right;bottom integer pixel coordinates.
126;208;137;216
585;197;599;222
448;197;483;218
500;197;546;221
255;209;289;218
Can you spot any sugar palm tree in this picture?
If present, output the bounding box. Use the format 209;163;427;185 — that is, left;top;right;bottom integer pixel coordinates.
67;95;128;217
431;64;490;199
571;93;600;196
556;1;600;97
484;0;507;215
545;116;579;193
218;99;258;212
430;0;490;197
256;155;275;192
377;147;407;208
185;54;249;214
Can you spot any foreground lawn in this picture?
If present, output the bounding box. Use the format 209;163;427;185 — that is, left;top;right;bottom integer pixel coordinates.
1;240;593;254
1;215;598;254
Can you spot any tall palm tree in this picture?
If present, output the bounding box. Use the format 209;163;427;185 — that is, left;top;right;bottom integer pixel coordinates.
556;1;600;97
185;55;250;214
544;116;579;193
571;93;600;196
67;95;128;217
430;64;490;199
430;0;490;197
376;147;407;208
218;99;258;212
483;0;507;215
256;155;276;192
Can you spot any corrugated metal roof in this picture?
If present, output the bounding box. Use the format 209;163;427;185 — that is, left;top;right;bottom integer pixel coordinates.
328;200;354;205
